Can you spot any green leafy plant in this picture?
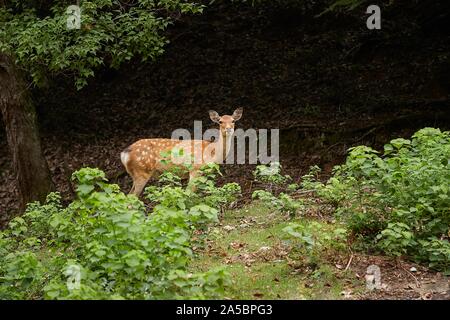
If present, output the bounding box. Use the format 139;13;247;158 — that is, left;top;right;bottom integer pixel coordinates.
308;128;450;272
254;162;291;185
146;163;241;214
0;0;204;89
252;190;303;217
282;221;348;267
0;167;232;299
252;163;303;217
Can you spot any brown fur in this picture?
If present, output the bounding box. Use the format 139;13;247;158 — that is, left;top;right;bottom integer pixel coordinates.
121;108;242;196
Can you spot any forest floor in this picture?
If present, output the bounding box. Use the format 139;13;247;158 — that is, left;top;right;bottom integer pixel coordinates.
0;1;449;299
190;203;449;300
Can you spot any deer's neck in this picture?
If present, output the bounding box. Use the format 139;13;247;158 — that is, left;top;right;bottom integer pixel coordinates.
214;133;232;164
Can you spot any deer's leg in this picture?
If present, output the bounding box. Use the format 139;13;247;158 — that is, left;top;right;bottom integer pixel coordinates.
133;175;151;196
129;170;152;197
128;178;136;194
128;172;138;195
129;182;136;195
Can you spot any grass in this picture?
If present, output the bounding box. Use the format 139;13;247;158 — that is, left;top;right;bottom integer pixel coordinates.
189;202;362;299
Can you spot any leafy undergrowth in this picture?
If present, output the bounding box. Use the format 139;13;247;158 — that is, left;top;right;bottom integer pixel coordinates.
189;201;449;300
0;165;236;300
1;128;448;300
189;203;362;299
303;128;450;273
189;128;450;299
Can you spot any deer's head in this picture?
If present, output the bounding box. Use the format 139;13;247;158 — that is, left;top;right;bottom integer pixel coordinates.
209;108;243;137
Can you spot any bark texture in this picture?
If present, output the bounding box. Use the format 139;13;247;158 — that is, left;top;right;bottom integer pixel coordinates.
0;54;54;211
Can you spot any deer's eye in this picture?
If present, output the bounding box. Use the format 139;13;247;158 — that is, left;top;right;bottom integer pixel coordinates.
219;120;223;124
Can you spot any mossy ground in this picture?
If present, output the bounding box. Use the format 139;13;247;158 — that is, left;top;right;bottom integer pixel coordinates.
189;203;363;299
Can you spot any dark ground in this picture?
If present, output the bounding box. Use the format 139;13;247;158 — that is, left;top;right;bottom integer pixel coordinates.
1;1;449;225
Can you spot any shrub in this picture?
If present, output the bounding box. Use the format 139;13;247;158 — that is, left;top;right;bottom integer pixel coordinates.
0;167;233;299
282;221;348;267
253;162;291;185
309;128;450;271
146;163;241;216
252;163;303;217
251;189;303;217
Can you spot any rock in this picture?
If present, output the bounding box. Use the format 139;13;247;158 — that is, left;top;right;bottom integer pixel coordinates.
422;292;433;300
223;225;235;231
341;290;352;298
257;246;271;253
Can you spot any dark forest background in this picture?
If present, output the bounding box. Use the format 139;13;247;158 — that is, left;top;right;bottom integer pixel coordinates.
1;0;449;226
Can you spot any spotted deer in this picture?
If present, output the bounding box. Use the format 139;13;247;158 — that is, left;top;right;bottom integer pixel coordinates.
120;108;243;196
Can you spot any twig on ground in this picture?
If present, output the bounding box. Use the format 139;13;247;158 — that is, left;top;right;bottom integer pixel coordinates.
344;253;354;272
398;259;420;288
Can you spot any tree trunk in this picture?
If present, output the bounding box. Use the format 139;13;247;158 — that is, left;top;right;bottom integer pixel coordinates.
0;54;54;211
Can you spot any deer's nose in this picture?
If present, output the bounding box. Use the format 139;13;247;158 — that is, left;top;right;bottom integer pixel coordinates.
226;128;233;134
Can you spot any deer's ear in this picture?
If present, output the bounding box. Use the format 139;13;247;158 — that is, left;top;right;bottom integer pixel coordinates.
209;110;221;123
232;107;243;121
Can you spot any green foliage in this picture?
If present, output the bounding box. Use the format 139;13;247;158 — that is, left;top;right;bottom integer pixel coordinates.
252;163;303;217
251;190;279;205
253;162;291;185
0;0;204;89
146;163;241;215
0;167;232;299
376;222;416;257
278;193;303;216
284;222;347;250
282;221;348;266
308;128;450;271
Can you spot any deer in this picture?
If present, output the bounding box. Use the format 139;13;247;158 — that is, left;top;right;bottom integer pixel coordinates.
120;108;243;196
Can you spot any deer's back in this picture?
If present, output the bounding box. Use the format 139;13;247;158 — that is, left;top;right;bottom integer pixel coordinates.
122;138;214;174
